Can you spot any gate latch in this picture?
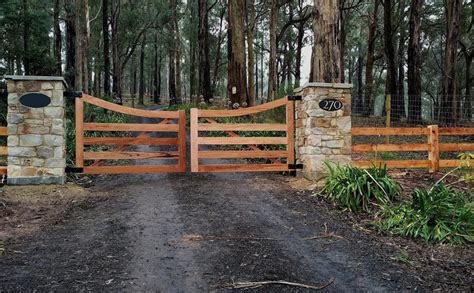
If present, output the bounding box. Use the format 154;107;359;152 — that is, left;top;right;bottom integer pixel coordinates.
287;95;302;101
64;91;83;98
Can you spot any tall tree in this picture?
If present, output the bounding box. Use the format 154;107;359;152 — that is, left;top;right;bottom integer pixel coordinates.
64;0;76;87
198;0;212;102
227;0;248;106
267;0;278;100
396;0;407;118
383;0;402;119
53;0;62;75
310;0;341;82
440;0;462;125
246;0;256;106
364;0;380;116
407;0;423;124
103;0;111;96
153;32;162;104
138;34;146;105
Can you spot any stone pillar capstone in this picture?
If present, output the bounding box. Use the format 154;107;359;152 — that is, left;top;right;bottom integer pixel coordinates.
5;76;67;185
294;83;352;184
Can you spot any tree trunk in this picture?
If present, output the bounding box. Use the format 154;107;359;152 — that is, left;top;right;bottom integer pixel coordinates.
212;7;226;93
94;41;101;96
339;1;345;83
396;0;407;118
364;0;379;116
82;0;90;92
246;0;256;106
407;0;423;124
111;0;121;102
103;0;111;96
153;33;161;104
440;0;462;126
171;0;181;99
310;0;341;82
189;0;198;102
139;35;146;106
74;0;83;91
199;0;212;102
228;0;248;106
383;0;400;118
53;0;62;75
295;20;305;86
157;48;162;104
131;53;137;104
267;0;278;101
22;0;31;75
169;54;177;105
65;0;76;87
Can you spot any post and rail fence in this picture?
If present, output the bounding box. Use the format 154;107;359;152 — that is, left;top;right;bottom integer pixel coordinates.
352;126;474;172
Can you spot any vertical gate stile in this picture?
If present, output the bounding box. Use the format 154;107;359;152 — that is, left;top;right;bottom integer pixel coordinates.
190;108;199;172
75;97;84;168
286;99;295;169
178;110;186;172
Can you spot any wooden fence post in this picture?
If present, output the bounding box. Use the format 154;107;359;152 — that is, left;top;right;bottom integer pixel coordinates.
178;110;186;172
190;108;199;172
428;125;439;173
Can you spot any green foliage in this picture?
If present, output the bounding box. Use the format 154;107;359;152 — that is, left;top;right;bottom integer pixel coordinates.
0;0;56;75
379;184;474;244
321;163;400;212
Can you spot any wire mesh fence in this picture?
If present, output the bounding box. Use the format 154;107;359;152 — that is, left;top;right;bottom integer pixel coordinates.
352;94;473;128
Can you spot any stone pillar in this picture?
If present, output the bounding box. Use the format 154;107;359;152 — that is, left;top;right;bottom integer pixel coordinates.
5;76;67;185
294;83;352;184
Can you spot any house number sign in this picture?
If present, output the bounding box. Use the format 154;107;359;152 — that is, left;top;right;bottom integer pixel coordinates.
319;98;343;112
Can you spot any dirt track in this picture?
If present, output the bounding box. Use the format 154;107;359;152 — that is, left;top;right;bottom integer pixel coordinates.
0;169;429;291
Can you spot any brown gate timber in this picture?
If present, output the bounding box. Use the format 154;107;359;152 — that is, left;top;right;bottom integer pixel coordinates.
75;95;186;174
190;97;295;173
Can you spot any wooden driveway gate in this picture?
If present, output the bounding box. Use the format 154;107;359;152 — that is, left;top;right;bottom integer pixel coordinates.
75;94;186;174
190;97;297;173
73;94;297;174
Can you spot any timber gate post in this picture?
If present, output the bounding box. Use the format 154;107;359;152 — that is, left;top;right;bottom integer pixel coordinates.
5;76;67;185
294;83;353;184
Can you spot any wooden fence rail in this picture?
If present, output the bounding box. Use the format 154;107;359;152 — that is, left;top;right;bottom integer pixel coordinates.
0;126;7;175
352;126;474;172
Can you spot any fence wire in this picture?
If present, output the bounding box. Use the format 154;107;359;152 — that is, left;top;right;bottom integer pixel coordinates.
352;94;473;128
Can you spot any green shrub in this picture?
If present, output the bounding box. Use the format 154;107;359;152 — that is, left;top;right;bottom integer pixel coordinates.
321;163;400;212
379;184;473;244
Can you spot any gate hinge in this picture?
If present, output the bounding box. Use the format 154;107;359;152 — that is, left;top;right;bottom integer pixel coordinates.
289;164;304;170
64;91;83;98
287;95;302;101
66;167;84;173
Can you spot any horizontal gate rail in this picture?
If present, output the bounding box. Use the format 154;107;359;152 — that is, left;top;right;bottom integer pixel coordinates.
83;123;179;132
83;137;179;146
190;97;295;173
352;125;474;172
0;126;7;175
75;94;186;174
